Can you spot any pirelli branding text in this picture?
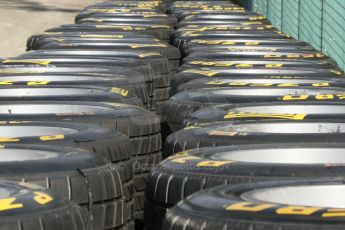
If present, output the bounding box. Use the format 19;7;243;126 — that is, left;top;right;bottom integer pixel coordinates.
282;94;345;101
0;192;53;213
225;201;345;218
190;61;284;68
168;153;234;167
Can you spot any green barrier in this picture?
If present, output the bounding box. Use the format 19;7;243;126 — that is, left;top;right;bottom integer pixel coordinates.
239;0;345;70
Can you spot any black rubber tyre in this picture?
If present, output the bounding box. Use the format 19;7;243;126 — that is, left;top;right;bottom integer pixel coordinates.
154;87;171;101
0;100;162;168
86;1;166;12
180;38;312;53
32;40;181;69
75;13;177;25
0;84;142;107
173;25;278;39
0;69;148;106
0;121;135;226
176;19;272;29
21;49;172;77
27;32;156;51
0;101;160;148
175;12;263;22
182;45;317;56
175;25;276;36
186;101;345;125
147;143;345;229
163;178;345;230
0;179;86;230
2;57;154;108
3;56;155;80
177;77;345;92
180;59;337;70
164;120;345;157
0;64;149;80
163;87;345;132
77;17;176;26
172;31;294;49
0;102;162;221
0;120;132;170
172;9;254;22
185;50;333;61
172;9;248;20
0;144;125;230
46;24;174;41
16;50;173;110
171;67;343;94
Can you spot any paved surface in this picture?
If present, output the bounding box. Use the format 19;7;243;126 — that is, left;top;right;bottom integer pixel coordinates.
0;0;101;57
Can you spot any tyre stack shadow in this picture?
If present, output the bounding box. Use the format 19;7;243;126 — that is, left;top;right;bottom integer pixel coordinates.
0;1;180;230
146;1;345;230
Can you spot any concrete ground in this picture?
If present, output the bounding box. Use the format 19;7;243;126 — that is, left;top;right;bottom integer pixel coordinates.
0;0;101;58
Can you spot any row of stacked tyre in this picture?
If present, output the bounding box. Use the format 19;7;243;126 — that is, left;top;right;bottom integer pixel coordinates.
144;1;345;230
0;1;182;229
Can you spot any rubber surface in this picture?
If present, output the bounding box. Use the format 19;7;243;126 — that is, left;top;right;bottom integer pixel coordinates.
163;178;345;230
0;179;86;230
147;143;345;229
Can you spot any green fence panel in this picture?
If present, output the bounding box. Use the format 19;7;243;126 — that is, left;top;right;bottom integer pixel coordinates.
241;0;254;11
268;0;282;30
242;0;345;70
322;0;345;69
299;0;323;50
256;0;268;17
282;0;299;38
241;0;267;16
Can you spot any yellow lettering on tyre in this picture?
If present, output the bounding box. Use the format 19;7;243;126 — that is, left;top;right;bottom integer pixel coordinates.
315;94;334;100
0;137;20;142
205;80;227;85
282;95;309;101
276;206;321;215
3;59;52;66
196;160;234;167
0;81;14;85
138;52;161;58
111;87;129;96
130;44;167;48
224;112;307;120
312;83;329;87
236;64;253;68
245;42;260;45
277;83;299;87
265;64;283;68
249;83;273;87
323;209;345;217
39;134;64;141
330;69;343;75
184;69;219;77
225;202;276;212
228;82;249;86
27;81;49;85
171;156;200;163
33;192;53;205
264;54;281;58
0;198;23;211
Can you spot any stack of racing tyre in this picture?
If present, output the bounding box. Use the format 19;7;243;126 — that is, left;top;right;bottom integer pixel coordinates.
0;0;181;229
2;0;345;230
144;1;345;230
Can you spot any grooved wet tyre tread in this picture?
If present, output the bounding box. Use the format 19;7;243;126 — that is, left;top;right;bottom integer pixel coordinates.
163;178;345;230
0;144;126;229
0;180;86;230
